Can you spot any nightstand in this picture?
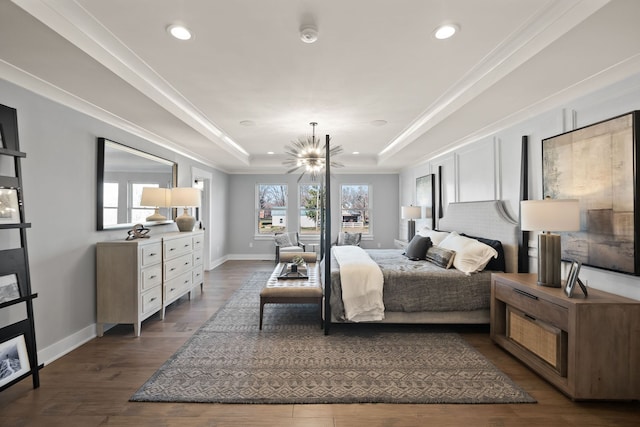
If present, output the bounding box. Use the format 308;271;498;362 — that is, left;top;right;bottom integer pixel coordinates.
490;273;640;400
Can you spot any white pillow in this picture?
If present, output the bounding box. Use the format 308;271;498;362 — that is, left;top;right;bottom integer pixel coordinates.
419;230;450;246
438;231;498;275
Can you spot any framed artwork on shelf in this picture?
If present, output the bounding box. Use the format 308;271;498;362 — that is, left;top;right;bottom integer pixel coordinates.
0;334;30;388
0;188;20;224
0;274;20;303
542;111;640;275
416;174;435;229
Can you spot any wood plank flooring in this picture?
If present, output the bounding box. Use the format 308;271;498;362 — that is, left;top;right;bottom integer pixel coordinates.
1;260;638;426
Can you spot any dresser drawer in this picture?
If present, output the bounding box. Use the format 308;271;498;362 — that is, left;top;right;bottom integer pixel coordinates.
141;286;162;316
494;281;568;330
193;250;204;267
164;271;192;301
164;236;193;260
193;234;204;251
141;265;162;291
193;265;204;285
141;243;162;267
164;253;193;280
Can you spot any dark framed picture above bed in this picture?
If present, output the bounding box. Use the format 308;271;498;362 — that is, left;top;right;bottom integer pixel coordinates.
542;111;640;275
416;174;435;229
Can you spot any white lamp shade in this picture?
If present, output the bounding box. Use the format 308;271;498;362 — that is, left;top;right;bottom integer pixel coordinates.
171;187;201;207
140;187;171;207
520;199;580;232
401;205;422;220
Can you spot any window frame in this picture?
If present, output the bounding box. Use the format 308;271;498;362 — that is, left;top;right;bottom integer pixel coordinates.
339;183;372;236
255;183;289;236
298;183;322;238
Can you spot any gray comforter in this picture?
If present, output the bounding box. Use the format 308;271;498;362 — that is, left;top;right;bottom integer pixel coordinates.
327;249;492;321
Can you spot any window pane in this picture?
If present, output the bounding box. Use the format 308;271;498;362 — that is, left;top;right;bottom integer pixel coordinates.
131;183;158;223
258;184;287;234
300;184;321;235
103;183;119;226
341;184;369;234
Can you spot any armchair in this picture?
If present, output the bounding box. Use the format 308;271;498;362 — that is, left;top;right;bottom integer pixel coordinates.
274;232;306;264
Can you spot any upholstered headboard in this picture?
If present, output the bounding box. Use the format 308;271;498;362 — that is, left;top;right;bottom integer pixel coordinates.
437;201;520;273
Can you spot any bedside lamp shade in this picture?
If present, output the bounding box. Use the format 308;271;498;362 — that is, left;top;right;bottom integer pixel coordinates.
521;198;580;287
140;187;171;221
401;205;422;242
171;187;201;232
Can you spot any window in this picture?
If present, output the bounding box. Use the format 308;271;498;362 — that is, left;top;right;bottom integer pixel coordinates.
299;184;321;236
340;184;370;234
257;184;288;234
130;183;158;223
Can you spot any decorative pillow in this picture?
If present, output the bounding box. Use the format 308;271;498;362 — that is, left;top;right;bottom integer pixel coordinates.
461;234;506;272
274;233;293;247
425;246;455;269
403;236;432;260
337;232;362;246
419;230;450;246
438;231;498;275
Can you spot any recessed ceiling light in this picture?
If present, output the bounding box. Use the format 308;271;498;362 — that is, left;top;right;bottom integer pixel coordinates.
267;151;274;155
434;23;459;40
167;24;192;40
352;151;360;155
300;25;319;43
371;119;387;127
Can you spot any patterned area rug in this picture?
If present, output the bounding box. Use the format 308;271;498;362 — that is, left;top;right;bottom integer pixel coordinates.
131;272;535;404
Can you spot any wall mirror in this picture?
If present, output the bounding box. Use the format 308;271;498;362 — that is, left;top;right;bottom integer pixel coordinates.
97;137;177;230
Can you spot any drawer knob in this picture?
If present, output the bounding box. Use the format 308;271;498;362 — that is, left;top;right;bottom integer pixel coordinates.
149;275;157;279
149;297;157;302
149;253;157;257
170;267;176;271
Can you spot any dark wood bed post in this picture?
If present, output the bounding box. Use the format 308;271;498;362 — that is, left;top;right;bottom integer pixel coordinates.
323;134;332;335
518;135;530;273
438;165;444;219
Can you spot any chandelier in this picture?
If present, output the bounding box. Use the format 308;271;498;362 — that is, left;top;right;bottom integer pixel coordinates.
283;122;343;181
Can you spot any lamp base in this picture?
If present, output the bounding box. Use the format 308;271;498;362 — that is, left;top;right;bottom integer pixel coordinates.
176;208;195;232
145;208;166;222
407;219;416;242
537;233;562;287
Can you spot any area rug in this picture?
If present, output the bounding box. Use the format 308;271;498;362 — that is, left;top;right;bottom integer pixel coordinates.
131;272;535;404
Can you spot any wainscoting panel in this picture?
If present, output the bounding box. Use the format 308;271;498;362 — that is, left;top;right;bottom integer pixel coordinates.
456;139;497;202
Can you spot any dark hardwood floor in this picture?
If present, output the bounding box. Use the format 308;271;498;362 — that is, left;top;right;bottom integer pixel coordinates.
1;260;638;426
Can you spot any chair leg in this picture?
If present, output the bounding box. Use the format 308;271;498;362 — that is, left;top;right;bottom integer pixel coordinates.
259;299;265;330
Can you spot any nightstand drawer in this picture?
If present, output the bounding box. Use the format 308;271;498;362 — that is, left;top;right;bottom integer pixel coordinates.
141;286;162;316
494;280;568;330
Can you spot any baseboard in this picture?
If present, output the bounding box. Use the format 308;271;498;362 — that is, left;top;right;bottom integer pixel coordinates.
226;253;274;261
39;323;96;366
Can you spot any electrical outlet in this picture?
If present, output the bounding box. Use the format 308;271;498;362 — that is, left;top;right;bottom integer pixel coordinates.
249;242;253;248
377;243;381;248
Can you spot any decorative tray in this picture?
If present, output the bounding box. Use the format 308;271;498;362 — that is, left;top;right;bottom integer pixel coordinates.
277;263;308;280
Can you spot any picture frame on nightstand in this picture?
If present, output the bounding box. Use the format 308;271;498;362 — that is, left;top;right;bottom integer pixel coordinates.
565;260;588;297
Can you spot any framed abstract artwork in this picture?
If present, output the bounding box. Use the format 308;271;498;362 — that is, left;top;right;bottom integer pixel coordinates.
542;111;640;275
0;334;30;388
416;174;435;229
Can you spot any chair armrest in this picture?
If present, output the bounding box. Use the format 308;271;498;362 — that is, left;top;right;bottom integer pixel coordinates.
298;242;306;251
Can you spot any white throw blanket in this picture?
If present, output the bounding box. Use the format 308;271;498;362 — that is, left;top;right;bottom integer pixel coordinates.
332;246;385;322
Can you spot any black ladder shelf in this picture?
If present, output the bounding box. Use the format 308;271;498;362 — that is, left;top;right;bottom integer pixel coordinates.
0;103;42;392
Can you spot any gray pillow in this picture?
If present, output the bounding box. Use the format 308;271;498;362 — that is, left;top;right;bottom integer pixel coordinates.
337;232;361;246
425;246;455;269
404;235;432;260
275;233;293;247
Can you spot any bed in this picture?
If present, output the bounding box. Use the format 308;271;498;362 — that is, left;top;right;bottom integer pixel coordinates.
324;200;520;327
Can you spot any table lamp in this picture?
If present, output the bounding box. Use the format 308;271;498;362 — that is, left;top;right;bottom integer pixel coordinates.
171;187;201;232
401;205;422;242
520;197;580;287
140;187;171;221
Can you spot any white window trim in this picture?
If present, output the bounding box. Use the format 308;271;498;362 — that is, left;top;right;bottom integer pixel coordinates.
340;183;373;237
255;183;288;238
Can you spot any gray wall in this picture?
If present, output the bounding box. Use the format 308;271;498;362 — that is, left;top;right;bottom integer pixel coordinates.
400;72;640;301
227;173;399;259
0;79;227;363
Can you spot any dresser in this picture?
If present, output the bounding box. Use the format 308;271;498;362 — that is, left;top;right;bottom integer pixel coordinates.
491;273;640;400
96;230;205;336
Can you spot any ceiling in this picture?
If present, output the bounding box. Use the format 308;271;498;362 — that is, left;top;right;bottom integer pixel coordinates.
2;0;640;174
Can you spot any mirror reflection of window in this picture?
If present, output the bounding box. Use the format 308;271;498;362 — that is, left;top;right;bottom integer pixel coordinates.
130;183;158;223
103;182;119;226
